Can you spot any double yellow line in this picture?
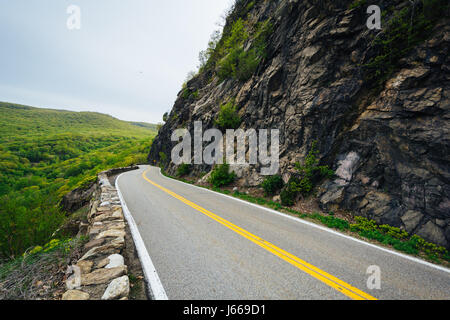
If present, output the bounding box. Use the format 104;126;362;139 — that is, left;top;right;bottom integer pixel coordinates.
142;169;377;300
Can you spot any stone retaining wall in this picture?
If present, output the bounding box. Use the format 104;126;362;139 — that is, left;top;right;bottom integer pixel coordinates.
62;166;139;300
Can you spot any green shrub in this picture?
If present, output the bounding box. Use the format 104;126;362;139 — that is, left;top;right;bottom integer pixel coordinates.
217;47;261;81
280;183;298;206
177;163;191;177
217;48;241;80
208;163;236;188
182;88;199;100
214;102;241;130
280;141;334;206
261;175;284;196
215;18;272;82
224;18;249;51
295;141;334;184
379;224;409;240
234;48;261;81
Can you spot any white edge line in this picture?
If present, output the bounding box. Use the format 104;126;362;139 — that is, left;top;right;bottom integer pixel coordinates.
116;172;169;300
154;166;450;274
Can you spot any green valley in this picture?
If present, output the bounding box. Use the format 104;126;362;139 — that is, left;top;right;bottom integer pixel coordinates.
0;102;157;259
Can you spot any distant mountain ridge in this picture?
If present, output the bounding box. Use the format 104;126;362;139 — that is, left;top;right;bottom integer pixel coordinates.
0;101;156;141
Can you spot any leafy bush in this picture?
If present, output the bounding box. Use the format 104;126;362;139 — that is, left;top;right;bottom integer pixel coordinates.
280;141;334;206
217;46;261;82
233;48;261;81
215;18;272;81
208;163;236;188
294;141;334;186
350;217;408;241
182;88;199;100
280;184;298;206
176;163;191;177
217;48;240;80
214;102;241;130
261;175;284;196
224;18;249;51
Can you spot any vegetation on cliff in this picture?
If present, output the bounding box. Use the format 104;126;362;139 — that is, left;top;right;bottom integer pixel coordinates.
208;163;237;188
363;0;449;87
281;142;334;206
214;101;242;131
196;1;272;82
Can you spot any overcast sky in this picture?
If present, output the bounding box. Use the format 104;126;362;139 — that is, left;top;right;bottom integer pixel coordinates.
0;0;232;123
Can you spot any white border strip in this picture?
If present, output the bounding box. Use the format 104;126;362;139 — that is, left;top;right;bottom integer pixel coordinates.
156;167;450;274
116;172;169;300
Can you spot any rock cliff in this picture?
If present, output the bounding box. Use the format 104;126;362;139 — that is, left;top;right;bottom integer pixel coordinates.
149;1;449;248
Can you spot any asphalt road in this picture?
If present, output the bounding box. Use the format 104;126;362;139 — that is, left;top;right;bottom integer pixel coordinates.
117;165;450;300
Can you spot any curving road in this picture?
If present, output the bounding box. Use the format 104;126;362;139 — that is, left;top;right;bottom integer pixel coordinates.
117;165;450;300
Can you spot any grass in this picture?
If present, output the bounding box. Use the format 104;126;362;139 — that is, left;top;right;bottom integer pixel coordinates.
128;272;144;300
161;170;450;266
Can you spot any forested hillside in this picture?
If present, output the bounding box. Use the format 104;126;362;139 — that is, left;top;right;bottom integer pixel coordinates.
0;102;157;259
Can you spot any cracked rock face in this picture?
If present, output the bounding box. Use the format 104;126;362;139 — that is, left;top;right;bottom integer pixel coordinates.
149;1;449;248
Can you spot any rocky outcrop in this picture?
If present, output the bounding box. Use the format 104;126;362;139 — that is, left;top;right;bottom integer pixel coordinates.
61;182;96;213
149;1;449;248
62;167;138;300
61;165;139;213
